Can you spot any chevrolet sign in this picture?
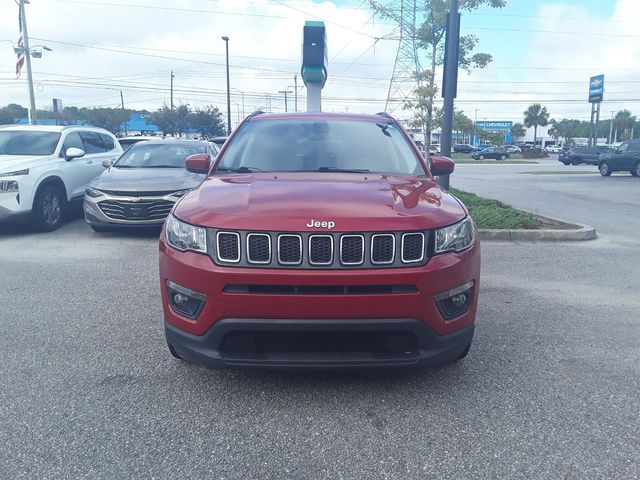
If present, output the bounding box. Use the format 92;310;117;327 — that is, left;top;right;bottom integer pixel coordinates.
589;74;604;103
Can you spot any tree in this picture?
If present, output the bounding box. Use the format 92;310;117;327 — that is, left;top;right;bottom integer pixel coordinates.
80;107;130;133
367;0;506;141
188;105;226;139
613;110;636;141
510;123;526;141
523;104;550;146
0;108;15;125
4;103;27;119
174;104;191;137
149;105;178;136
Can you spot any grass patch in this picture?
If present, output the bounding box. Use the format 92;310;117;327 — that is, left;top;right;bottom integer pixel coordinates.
450;188;540;230
521;171;597;175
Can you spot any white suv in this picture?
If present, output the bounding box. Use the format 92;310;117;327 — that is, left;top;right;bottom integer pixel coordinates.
0;125;122;231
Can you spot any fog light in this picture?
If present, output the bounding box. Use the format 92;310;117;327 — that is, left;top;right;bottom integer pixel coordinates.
167;280;206;319
435;282;474;320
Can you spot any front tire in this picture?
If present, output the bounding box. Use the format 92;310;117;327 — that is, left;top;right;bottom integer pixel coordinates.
479;154;485;160
500;154;506;160
599;161;612;177
32;185;65;231
455;343;471;362
631;161;640;177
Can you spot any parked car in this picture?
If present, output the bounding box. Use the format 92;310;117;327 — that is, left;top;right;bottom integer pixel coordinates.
0;125;122;230
504;145;522;154
453;144;478;153
429;144;440;155
117;136;159;150
211;136;228;147
558;146;613;165
160;112;480;369
83;139;215;231
598;140;640;177
471;146;510;160
545;145;562;153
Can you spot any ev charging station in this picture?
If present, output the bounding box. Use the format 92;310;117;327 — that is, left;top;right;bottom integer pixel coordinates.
301;21;327;112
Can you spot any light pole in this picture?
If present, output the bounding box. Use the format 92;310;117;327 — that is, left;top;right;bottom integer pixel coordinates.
221;36;231;135
609;111;615;145
473;109;478;146
16;0;52;125
231;88;245;119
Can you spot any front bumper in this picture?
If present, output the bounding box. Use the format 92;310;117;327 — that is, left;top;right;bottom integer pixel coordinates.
160;233;480;368
166;318;474;368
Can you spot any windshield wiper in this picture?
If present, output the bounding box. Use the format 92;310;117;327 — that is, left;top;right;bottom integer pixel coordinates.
216;166;266;173
316;166;370;173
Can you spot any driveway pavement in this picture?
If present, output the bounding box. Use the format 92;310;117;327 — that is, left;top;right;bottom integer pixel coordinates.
0;169;638;479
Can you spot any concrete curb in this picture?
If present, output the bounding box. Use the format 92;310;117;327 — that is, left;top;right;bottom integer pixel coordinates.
479;213;597;242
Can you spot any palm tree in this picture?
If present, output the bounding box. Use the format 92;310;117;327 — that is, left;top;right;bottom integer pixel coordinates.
614;110;636;140
510;123;526;142
523;104;550;147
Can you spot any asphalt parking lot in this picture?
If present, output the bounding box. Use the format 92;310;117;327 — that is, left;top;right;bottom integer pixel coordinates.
1;165;639;479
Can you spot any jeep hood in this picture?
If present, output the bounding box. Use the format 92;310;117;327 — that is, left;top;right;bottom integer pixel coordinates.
174;173;467;231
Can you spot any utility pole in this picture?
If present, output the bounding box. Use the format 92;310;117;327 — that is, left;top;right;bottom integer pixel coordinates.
221;36;231;134
294;75;298;112
170;70;175;110
20;0;37;124
609;111;615;144
473;109;478;146
439;0;461;189
120;90;127;136
279;90;292;112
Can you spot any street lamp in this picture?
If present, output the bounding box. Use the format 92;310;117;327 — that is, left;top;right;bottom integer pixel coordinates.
221;36;231;135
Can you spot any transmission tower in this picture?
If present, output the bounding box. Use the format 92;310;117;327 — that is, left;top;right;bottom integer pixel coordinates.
376;0;422;115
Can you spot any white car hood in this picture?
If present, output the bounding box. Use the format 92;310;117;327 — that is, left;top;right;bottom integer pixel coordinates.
0;155;53;175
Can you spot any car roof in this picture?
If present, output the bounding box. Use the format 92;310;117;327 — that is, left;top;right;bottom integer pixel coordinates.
0;124;114;134
127;139;209;147
248;112;393;124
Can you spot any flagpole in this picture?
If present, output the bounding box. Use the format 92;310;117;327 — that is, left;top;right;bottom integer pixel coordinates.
20;0;37;125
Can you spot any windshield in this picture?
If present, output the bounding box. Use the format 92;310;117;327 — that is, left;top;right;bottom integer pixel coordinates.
0;131;61;156
215;119;425;175
115;143;206;168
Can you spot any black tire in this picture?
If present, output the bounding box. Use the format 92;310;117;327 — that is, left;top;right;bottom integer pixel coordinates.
32;184;65;231
561;160;570;165
599;161;612;177
479;154;485;160
571;157;581;165
455;343;471;362
631;161;640;177
90;225;110;233
167;342;183;360
500;154;506;160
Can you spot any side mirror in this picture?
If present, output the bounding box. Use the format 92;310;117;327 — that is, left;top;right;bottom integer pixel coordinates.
65;147;85;161
430;155;455;176
102;159;113;168
185;153;211;174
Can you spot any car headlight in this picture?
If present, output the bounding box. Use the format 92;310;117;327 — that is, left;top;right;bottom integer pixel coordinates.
166;214;207;253
85;186;104;198
434;217;475;254
1;169;29;177
0;180;19;192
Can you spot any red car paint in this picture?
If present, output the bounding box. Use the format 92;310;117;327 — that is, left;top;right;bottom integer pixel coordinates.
159;112;480;368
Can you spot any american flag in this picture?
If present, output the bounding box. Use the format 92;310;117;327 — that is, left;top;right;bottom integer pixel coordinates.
16;6;25;78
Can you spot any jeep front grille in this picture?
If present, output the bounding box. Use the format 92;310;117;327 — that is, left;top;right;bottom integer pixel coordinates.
209;229;430;269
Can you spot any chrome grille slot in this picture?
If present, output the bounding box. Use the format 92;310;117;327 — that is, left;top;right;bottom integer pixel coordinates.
401;233;424;263
217;231;240;263
278;234;303;265
309;235;333;265
97;199;174;221
340;235;365;265
371;234;395;264
247;233;271;264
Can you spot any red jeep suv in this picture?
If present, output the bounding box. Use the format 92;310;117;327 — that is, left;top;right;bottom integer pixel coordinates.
159;112;480;368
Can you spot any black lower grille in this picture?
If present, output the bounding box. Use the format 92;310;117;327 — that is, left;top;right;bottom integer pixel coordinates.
97;199;173;221
223;284;418;295
220;330;419;356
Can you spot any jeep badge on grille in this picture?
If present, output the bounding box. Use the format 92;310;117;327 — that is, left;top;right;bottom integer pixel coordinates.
307;219;335;229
